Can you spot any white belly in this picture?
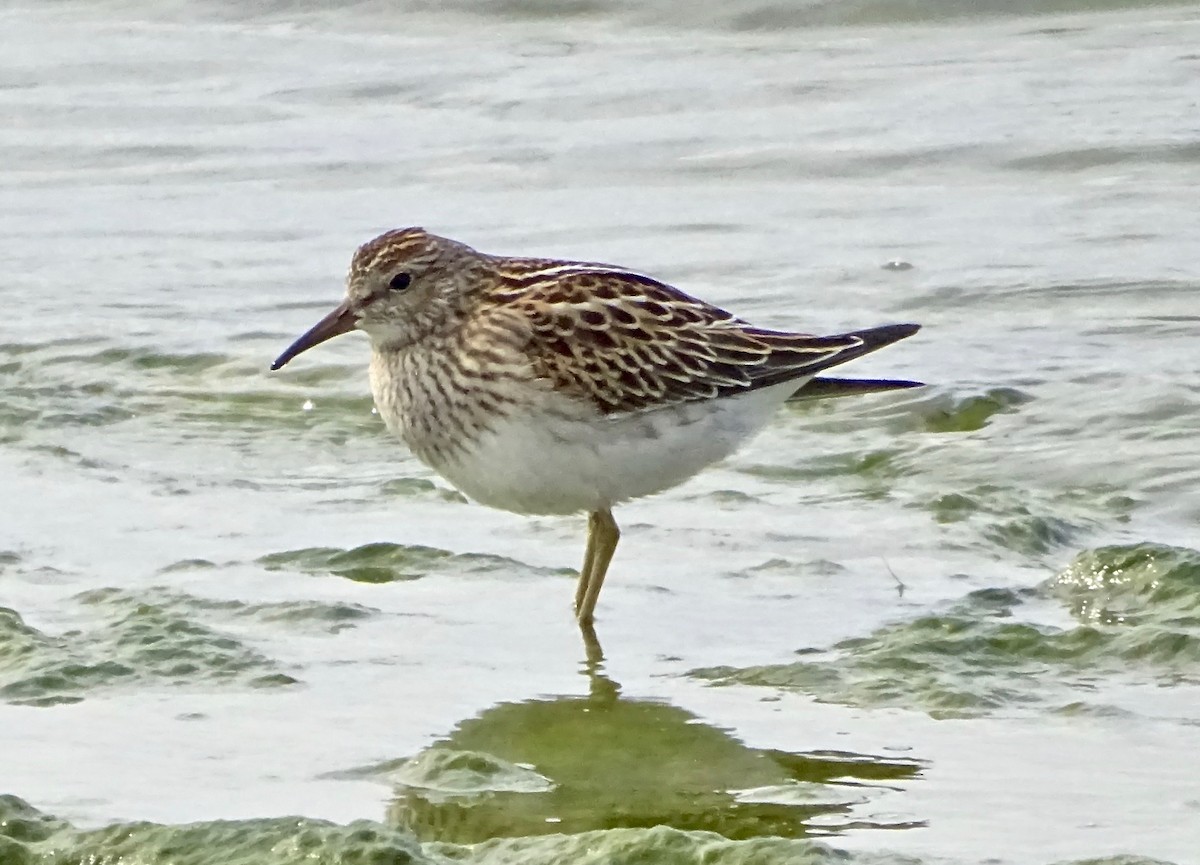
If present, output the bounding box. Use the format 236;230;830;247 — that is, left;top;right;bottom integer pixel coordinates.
431;380;803;515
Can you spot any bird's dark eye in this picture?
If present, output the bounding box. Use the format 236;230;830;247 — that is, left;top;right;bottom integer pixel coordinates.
388;272;412;292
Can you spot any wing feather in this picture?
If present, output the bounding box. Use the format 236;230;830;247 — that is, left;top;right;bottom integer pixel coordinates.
496;264;916;415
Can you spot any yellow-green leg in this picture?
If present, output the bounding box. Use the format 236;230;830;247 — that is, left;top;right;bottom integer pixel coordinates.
575;508;620;627
574;513;600;616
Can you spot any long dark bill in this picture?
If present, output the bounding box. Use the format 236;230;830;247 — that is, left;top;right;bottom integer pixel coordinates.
270;300;356;370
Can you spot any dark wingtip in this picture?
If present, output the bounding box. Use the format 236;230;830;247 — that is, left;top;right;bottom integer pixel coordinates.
881;322;921;339
850;322;921;351
792;376;924;401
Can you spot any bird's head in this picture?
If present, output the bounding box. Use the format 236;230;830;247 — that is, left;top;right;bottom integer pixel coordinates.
271;227;481;370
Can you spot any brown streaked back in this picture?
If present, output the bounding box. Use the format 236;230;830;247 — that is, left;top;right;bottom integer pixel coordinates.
485;263;919;415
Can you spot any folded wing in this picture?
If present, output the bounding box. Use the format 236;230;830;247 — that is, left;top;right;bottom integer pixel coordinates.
499;266;919;415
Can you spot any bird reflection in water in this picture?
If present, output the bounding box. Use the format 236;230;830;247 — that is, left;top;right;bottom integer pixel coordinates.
382;655;924;844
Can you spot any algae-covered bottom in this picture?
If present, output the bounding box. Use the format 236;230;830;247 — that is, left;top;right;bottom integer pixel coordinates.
0;795;1183;865
4;1;1200;864
694;544;1200;718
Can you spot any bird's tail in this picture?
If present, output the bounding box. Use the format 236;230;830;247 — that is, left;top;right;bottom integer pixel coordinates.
788;376;923;402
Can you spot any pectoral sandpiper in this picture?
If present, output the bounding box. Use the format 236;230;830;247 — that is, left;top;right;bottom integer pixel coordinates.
272;228;920;631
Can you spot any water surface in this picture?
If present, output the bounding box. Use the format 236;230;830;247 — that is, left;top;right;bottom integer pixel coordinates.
2;1;1199;862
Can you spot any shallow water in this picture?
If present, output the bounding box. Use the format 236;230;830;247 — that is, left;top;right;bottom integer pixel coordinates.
3;1;1200;863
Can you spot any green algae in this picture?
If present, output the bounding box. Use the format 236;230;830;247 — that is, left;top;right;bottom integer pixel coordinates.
258;543;570;585
1047;543;1200;627
433;826;930;865
0;794;428;865
920;484;1135;558
0;340;376;446
916;388;1033;434
78;586;377;634
694;544;1200;717
0;795;894;865
0;591;299;706
742;448;911;484
378;478;468;504
1;794;1180;865
391;749;556;797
